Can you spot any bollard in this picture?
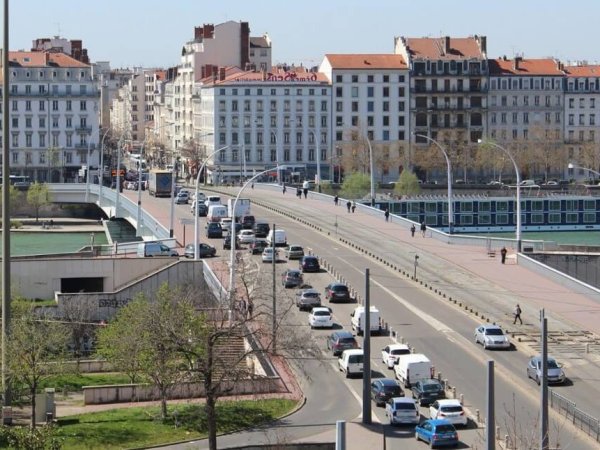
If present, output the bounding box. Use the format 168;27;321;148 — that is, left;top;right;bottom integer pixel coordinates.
452;387;456;399
476;409;480;424
437;372;442;382
505;435;510;449
586;343;590;353
459;393;464;405
443;379;449;391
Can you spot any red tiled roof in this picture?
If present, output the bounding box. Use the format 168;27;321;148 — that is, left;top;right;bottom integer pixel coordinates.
324;54;407;69
200;66;329;85
8;51;90;68
404;37;484;60
564;65;600;77
489;58;563;75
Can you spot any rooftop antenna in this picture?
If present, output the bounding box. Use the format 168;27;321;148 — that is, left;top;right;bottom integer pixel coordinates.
53;22;62;38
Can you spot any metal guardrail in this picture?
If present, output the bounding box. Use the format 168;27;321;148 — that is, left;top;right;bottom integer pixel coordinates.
550;388;600;442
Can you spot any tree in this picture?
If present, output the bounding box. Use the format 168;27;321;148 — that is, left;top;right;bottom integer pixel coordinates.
7;303;70;428
0;185;22;218
26;183;51;223
339;172;370;199
393;170;421;196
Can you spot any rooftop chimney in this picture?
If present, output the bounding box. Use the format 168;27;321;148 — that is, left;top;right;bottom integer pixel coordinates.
219;67;226;81
513;56;522;71
444;36;451;55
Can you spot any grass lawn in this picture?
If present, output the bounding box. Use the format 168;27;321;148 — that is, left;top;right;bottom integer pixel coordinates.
55;398;298;449
40;373;136;391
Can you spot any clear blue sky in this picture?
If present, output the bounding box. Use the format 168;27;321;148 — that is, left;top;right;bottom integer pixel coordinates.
9;0;600;69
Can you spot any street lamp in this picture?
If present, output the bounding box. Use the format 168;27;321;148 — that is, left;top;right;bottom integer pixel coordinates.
84;129;99;203
270;130;281;185
414;133;453;233
478;139;521;251
567;162;600;181
194;143;225;260
366;136;375;206
98;127;112;206
308;130;323;192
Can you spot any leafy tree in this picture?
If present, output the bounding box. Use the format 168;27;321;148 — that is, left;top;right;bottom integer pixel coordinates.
0;424;63;449
393;170;421;196
7;304;70;429
339;172;371;199
26;183;51;223
0;185;22;217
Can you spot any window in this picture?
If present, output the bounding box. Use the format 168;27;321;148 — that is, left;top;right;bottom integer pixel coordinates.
336;75;342;83
352;101;359;112
39;133;45;147
296;148;303;161
383;101;389;112
351;87;358;98
11;117;18;128
383;87;389;97
398;87;405;97
296;132;302;144
321;101;327;112
367;86;374;97
80;100;87;111
336;87;343;97
352;75;358;83
231;100;238;112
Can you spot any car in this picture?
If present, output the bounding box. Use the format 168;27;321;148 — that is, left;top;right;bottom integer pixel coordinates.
285;245;305;260
191;200;208;216
326;330;358;356
248;239;269;254
381;343;411;369
223;235;241;250
281;269;303;288
240;215;255;230
411;379;445;406
261;247;279;263
295;288;322;311
474;324;511;350
324;282;351;303
385;396;420;425
308;307;334;328
222;221;242;237
191;192;206;203
184;243;216;258
370;378;404;407
253;222;270;238
429;399;468;427
544;180;559;186
238;229;256;244
338;349;364;378
299;255;320;273
415;419;459;448
205;222;223;238
526;355;566;385
175;191;189;204
204;195;222;207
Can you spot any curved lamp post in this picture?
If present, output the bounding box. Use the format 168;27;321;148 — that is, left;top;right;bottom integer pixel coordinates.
478;139;521;251
414;133;453;233
269;130;281;185
98;127;112;206
85;128;100;203
568;162;600;180
366;136;375;206
308;130;323;192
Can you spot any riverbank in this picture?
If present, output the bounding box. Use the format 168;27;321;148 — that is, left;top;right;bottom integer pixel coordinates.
10;218;104;233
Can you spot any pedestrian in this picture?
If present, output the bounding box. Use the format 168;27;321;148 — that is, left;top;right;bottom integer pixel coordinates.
334;195;339;206
384;209;390;221
303;188;308;198
410;224;416;237
251;182;254;189
351;201;356;213
297;188;302;198
282;184;287;195
500;246;508;264
346;201;351;213
513;304;523;325
420;221;426;237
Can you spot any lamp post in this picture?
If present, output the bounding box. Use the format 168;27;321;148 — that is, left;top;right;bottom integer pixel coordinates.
478;140;521;251
414;133;453;233
366;136;375;206
567;162;600;181
84;129;99;203
194;143;226;260
98;127;112;206
114;134;127;218
308;130;322;192
270;130;280;184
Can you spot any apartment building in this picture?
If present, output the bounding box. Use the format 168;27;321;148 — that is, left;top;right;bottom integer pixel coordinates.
319;54;410;183
1;51;100;182
196;66;331;183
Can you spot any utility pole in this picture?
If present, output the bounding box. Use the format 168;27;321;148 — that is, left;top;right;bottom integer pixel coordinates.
272;223;277;354
541;311;549;450
486;360;495;450
362;268;372;424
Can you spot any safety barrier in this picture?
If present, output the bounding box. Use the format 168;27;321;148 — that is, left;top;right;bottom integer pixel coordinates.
550;389;600;442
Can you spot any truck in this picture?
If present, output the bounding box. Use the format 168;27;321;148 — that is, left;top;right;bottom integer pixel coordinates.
350;306;381;336
394;353;432;388
148;170;173;197
227;198;251;220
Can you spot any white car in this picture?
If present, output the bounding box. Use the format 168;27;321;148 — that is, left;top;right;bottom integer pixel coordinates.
261;247;279;263
308;307;333;328
474;325;510;349
238;230;256;244
381;343;411;369
191;192;206;203
429;399;468;426
385;397;420;425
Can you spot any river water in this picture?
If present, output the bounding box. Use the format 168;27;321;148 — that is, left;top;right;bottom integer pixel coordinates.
0;232;108;256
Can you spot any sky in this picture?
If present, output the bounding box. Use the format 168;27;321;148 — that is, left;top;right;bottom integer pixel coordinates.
8;0;600;69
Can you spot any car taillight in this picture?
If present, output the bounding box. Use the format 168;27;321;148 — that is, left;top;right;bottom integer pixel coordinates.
459;411;464;415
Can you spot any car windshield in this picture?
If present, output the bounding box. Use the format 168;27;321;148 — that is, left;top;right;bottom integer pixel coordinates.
422;383;440;392
313;311;330;317
435;424;456;433
441;405;463;413
485;328;504;336
547;359;559;369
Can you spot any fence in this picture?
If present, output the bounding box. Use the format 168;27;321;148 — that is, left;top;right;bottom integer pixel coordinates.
550;389;600;442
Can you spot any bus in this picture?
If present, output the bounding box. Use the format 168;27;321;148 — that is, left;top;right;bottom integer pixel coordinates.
0;175;32;190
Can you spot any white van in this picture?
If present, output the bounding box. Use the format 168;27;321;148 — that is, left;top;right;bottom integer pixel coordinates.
266;229;287;247
394;353;432;388
207;205;228;223
338;349;364;378
137;242;178;257
204;195;222;207
350;306;381;336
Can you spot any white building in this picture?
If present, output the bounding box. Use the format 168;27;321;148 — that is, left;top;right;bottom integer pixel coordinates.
1;51;100;182
319;54;410;183
196;66;331;183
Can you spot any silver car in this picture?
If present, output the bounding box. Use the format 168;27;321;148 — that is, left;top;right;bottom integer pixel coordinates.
526;355;566;385
474;325;510;349
295;288;322;311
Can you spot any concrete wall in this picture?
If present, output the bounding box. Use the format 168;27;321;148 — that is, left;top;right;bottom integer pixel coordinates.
525;253;600;293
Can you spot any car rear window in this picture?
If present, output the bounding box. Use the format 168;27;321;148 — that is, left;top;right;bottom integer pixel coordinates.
304;292;319;298
348;355;363;364
435;424;456;433
313;311;330;316
333;285;348;292
440;405;463;413
394;402;416;410
390;349;410;355
383;385;401;394
339;337;356;344
423;384;440;392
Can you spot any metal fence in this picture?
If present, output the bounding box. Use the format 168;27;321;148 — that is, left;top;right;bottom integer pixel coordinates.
550;389;600;442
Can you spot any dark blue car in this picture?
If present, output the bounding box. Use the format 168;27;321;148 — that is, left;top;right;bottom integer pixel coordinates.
415;419;459;448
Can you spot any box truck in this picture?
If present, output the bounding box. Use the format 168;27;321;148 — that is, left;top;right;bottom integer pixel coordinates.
227;198;251;220
148;170;173;197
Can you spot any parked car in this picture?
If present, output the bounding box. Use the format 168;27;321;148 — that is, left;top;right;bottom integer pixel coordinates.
191;200;208;216
324;282;351;303
223;235;241;250
261;247;279;263
385;397;420;425
253;222;270;238
338;349;364;378
191;192;206;203
205;222;223;238
429;399;468;427
240;215;255;230
381;343;411;369
285;245;305;260
326;330;359;356
295;288;322;311
474;324;511;350
411;379;445;406
282;269;303;288
526;355;566;385
308;307;334;329
299;255;320;273
248;239;269;254
238;229;256;244
370;378;403;406
415;419;459;447
184;243;216;258
175;191;189;204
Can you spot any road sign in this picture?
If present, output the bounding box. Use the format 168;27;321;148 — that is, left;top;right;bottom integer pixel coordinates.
179;218;195;225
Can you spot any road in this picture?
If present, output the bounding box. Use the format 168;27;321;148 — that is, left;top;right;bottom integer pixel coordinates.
129;186;599;449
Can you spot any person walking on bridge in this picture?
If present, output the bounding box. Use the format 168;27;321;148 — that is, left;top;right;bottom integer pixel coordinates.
513;304;523;325
346;201;351;213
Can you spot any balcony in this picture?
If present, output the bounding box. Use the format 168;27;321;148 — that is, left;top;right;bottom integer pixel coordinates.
75;126;93;133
